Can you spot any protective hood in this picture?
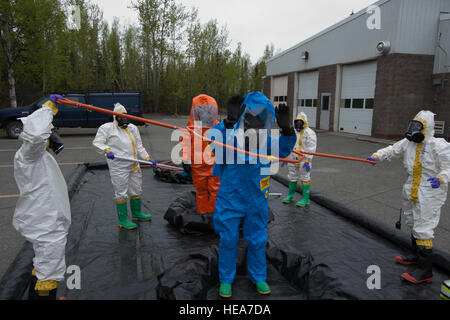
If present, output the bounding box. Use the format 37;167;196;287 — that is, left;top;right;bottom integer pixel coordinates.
294;112;308;131
19;107;52;143
234;92;276;133
412;110;435;142
187;95;219;128
113;103;129;127
228;91;276;161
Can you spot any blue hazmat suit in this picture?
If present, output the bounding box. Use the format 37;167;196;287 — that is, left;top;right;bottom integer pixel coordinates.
207;92;296;284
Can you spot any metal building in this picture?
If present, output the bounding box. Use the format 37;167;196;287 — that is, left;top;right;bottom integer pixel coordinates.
264;0;450;138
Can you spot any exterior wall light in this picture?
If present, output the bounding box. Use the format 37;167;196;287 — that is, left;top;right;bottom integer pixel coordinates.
376;41;391;55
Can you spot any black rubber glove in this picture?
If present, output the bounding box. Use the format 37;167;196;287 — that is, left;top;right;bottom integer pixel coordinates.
275;104;295;136
224;95;245;129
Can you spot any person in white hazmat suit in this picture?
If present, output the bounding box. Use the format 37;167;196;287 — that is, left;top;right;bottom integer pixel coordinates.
13;94;70;300
367;110;450;284
93;103;155;230
282;112;317;207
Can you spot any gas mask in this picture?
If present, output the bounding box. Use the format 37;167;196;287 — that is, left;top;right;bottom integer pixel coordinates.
294;119;305;132
117;116;130;129
48;130;64;155
405;120;425;143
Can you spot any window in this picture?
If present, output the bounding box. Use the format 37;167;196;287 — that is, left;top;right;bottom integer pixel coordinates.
305;99;312;107
322;95;330;111
61;96;85;109
365;98;374;109
274;96;279;102
352;99;364;109
341;98;374;109
313;99;318;107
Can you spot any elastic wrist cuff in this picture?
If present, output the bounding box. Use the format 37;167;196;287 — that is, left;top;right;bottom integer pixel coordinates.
438;176;445;184
145;157;150;161
372;154;379;160
104;148;111;154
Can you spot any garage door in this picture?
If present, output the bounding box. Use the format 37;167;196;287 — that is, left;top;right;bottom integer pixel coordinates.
272;76;288;108
296;71;318;128
339;61;377;136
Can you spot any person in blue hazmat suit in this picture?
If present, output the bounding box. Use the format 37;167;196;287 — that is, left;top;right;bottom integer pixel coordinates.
367;110;450;284
207;92;296;298
13;94;70;300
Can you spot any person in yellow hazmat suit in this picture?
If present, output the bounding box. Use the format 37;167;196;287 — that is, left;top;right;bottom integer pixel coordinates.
93;103;155;230
13;94;70;300
367;110;450;284
282;112;317;207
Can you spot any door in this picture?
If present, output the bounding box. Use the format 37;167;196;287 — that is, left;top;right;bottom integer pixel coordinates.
320;93;331;130
296;71;318;128
272;76;288;108
339;61;377;135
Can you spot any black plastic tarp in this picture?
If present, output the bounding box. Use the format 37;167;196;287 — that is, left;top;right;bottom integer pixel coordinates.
1;163;449;300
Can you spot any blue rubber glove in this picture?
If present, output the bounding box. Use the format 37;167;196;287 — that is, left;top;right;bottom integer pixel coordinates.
427;177;441;189
147;160;157;166
49;94;64;104
281;162;287;168
106;152;115;160
367;157;377;165
303;162;311;172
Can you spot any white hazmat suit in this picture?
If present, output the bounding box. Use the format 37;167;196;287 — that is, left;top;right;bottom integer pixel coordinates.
371;110;450;240
287;112;317;183
13;102;71;283
282;112;317;207
371;110;450;284
93;103;150;201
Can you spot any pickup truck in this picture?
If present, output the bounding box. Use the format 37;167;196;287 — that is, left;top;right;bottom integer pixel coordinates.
0;92;145;138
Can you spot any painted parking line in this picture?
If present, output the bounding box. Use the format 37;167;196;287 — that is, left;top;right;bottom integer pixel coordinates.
0;162;84;168
0;194;19;199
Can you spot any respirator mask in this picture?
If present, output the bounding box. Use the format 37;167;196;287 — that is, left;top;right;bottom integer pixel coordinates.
117;116;131;129
294;119;305;132
405;120;425;143
48;130;64;155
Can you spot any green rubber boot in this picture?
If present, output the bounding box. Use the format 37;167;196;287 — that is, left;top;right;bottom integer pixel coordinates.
256;281;271;295
117;201;137;230
282;181;297;204
219;283;232;298
130;197;152;221
296;183;310;207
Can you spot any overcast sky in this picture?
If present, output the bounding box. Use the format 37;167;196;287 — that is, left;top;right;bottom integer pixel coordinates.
91;0;377;63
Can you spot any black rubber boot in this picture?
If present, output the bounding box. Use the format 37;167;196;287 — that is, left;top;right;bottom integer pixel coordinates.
27;269;38;300
401;245;433;284
395;235;419;265
29;280;58;300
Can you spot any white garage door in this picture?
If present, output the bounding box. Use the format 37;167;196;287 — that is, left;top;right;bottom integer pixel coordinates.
296;71;318;128
272;76;288;107
339;61;377;136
